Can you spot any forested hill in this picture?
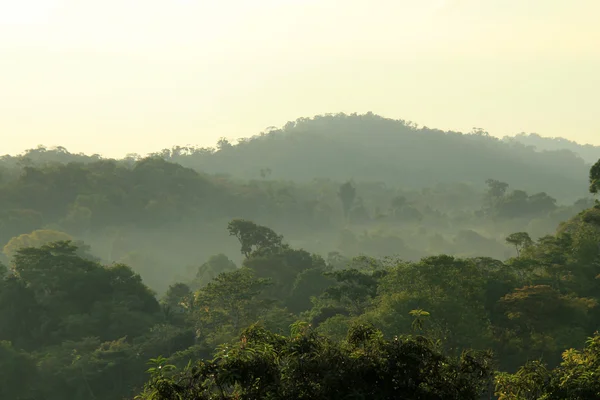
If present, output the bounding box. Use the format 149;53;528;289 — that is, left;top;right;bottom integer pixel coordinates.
504;132;600;165
159;113;589;202
1;113;592;202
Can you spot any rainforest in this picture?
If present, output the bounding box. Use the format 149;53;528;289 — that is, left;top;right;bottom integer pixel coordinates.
2;114;600;399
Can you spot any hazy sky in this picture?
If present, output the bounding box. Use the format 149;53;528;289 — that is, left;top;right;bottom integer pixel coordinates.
2;0;599;158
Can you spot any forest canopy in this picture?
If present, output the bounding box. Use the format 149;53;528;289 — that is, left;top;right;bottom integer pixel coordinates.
1;113;599;399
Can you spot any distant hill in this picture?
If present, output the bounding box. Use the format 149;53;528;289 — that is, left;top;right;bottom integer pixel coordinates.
504;133;600;165
161;113;590;202
2;113;594;203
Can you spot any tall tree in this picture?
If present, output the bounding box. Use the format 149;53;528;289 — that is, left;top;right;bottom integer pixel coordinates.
338;181;356;220
590;158;600;194
194;268;272;333
227;219;284;258
505;232;534;257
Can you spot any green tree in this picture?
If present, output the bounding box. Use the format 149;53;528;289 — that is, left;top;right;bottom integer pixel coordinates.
338;181;356;220
484;179;509;210
0;341;38;399
136;323;493;400
8;241;159;346
244;246;325;302
286;267;334;313
323;268;384;315
496;332;600;400
227;219;284;258
194;268;273;335
590;158;600;194
193;253;237;289
161;283;193;313
2;229;72;260
495;285;596;368
506;232;534;257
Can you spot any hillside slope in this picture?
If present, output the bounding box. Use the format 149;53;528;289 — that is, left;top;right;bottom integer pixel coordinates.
504;132;600;164
160;113;590;202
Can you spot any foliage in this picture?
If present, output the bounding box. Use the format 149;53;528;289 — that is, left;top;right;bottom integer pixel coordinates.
1;130;600;399
227;219;284;257
496;332;600;399
505;232;533;257
3;229;72;259
590;158;600;194
338;181;356;219
136;323;494;400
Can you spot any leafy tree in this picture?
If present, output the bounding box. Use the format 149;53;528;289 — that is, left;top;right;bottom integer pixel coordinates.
193;268;273;335
485;179;509;210
338;181;356;220
193;253;237;289
7;241;159;346
2;229;72;260
0;275;43;350
371;255;495;354
322;268;383;315
227;219;284;257
136;323;493;400
244;246;325;302
409;308;431;333
0;341;38;399
495;285;596;368
496;332;600;400
286;267;334;313
505;232;534;257
161;283;193;313
590;158;600;194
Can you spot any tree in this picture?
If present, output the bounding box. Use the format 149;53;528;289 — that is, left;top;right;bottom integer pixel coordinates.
590;158;600;194
2;229;72;260
193;254;237;289
485;179;509;203
216;137;233;151
496;332;600;400
505;232;533;257
161;283;193;311
7;241;159;346
390;195;407;218
0;341;38;399
194;268;273;334
323;268;383;315
495;285;596;369
136;323;493;400
227;219;284;258
0;276;43;350
338;181;356;220
243;247;325;303
286;267;334;313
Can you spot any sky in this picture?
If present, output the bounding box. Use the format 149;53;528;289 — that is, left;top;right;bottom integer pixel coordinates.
1;0;599;158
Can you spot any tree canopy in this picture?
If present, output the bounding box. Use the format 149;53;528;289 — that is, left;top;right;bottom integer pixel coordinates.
1;119;600;399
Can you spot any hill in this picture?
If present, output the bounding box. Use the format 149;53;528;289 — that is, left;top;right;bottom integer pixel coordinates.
504;132;600;164
153;113;591;203
2;113;593;203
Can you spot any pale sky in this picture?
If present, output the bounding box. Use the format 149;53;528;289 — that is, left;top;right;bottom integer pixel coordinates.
1;0;599;158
